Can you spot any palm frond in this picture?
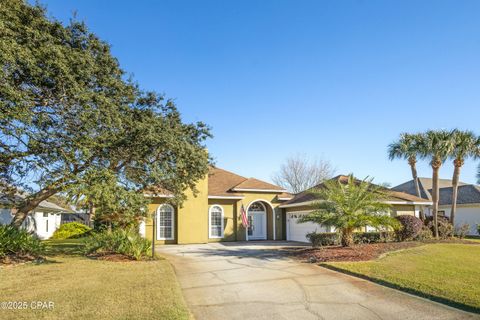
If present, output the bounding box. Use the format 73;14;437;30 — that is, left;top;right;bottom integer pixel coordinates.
300;175;397;231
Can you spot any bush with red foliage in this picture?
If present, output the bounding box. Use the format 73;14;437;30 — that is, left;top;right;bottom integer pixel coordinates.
395;215;423;241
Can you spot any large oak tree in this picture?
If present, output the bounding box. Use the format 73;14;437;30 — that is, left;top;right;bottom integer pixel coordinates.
0;0;211;227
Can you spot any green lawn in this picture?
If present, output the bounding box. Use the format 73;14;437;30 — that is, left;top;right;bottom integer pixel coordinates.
325;243;480;312
0;239;190;320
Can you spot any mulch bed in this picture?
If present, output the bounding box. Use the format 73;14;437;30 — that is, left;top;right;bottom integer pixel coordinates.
289;242;423;263
290;238;480;263
0;254;45;266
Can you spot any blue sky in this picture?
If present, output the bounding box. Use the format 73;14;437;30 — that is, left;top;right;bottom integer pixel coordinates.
38;0;480;186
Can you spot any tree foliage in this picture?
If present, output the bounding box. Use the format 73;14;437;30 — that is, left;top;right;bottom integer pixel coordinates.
388;133;425;220
0;0;211;227
299;175;399;246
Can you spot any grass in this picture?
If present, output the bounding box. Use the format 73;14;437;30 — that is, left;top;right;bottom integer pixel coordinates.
0;239;190;320
465;236;480;243
325;243;480;313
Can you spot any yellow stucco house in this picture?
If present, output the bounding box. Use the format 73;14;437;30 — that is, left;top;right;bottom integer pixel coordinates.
141;168;432;244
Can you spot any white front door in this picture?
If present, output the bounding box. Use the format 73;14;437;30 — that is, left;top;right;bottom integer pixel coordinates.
248;212;266;240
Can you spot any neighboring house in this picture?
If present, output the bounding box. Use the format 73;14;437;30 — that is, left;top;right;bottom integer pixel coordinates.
393;178;480;235
279;175;432;242
141;169;430;244
0;193;74;239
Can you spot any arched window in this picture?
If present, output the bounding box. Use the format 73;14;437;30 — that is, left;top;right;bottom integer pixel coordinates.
248;202;266;212
209;205;224;238
157;204;174;240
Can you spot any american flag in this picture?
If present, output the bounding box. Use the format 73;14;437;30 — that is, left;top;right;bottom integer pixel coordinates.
240;204;249;228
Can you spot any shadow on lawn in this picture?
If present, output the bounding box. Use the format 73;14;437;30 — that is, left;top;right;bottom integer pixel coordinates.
44;239;86;256
321;264;480;315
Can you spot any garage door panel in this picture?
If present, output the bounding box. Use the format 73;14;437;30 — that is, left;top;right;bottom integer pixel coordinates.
287;212;327;243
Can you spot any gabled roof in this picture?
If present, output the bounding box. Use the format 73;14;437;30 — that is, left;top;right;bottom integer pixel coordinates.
208;167;287;197
392;178;480;205
144;166;292;200
231;177;286;192
392;179;432;200
208;167;247;197
280;175;431;208
436;185;480;205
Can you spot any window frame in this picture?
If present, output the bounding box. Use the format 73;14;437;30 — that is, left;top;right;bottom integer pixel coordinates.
208;205;224;239
156;204;175;241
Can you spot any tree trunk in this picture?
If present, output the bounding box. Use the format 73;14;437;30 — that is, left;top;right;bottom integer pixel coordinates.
88;202;96;228
10;187;61;228
450;159;463;226
341;228;354;247
409;157;425;220
431;160;441;239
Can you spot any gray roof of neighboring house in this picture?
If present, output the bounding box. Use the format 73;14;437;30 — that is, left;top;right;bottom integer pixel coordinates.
392;178;480;205
0;192;73;212
435;185;480;205
282;175;430;207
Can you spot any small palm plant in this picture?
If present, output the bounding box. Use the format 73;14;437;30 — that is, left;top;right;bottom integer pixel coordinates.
299;175;400;247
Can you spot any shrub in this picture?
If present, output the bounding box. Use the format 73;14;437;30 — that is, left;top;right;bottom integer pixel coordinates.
306;232;338;247
353;231;396;244
52;222;92;240
0;225;45;260
438;220;454;239
84;229;151;260
426;216;454;239
395;215;423;241
477;224;480;235
454;224;470;239
415;226;433;241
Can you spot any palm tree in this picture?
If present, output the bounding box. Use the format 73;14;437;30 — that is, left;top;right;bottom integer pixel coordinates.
417;130;455;238
449;130;480;226
299;175;399;247
388;133;425;220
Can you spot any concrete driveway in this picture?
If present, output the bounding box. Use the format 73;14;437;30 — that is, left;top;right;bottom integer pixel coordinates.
157;242;478;320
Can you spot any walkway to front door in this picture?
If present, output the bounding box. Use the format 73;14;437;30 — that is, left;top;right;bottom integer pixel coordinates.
157;242;476;320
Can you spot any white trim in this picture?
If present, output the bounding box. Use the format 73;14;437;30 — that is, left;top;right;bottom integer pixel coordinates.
279;200;317;208
156;204;175;240
278;197;293;201
232;188;287;193
245;199;276;241
209;205;224;239
280;199;432;208
438;203;480;208
384;201;433;205
208;195;244;200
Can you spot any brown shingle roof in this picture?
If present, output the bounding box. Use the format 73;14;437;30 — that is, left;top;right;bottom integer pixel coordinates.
208;167;286;196
145;167;291;198
208;167;247;197
232;178;285;192
282;175;431;207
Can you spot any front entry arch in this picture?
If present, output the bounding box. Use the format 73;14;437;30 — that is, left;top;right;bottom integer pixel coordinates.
245;200;276;241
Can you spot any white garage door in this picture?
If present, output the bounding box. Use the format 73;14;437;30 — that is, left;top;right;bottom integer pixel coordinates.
287;212;327;243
